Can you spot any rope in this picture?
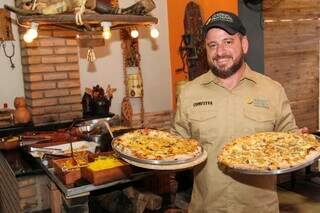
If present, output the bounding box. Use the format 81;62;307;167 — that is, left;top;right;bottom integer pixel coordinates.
31;0;38;10
1;41;15;69
75;0;87;25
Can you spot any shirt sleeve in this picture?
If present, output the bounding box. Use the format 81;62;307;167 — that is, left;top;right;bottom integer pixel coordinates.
274;86;298;132
170;93;191;138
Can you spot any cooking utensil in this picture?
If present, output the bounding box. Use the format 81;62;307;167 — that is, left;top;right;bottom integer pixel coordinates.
30;147;64;155
103;119;114;139
19;136;51;146
67;129;77;166
76;115;120;134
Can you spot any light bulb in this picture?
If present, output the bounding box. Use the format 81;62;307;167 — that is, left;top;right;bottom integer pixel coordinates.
130;29;139;38
101;22;112;40
102;30;112;39
27;28;38;39
23;22;38;43
150;26;159;38
23;33;34;43
29;22;38;39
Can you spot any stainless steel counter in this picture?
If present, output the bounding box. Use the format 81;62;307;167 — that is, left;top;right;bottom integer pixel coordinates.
36;157;151;198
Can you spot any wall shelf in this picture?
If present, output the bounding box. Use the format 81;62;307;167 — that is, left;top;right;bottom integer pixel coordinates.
18;13;158;29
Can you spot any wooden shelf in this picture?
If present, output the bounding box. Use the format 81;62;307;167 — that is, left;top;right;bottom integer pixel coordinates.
18;13;158;27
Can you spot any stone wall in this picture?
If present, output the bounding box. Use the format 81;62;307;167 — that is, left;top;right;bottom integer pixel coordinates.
0;150;52;213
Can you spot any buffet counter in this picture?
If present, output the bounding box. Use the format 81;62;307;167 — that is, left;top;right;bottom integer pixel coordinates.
37;156;151;198
0;120;154;213
0;142;154;213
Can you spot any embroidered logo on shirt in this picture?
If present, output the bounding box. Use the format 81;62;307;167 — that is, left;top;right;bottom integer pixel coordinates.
193;101;213;107
246;97;270;109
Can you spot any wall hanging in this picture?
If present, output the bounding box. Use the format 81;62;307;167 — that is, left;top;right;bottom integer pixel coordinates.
0;8;15;69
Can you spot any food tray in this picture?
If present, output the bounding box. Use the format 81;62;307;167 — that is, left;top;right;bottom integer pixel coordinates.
220;156;320;175
51;151;90;185
29;141;99;158
111;139;204;165
81;152;132;185
0;136;20;150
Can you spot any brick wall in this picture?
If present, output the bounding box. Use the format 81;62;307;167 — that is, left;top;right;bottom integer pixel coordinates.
131;110;174;130
20;27;82;125
18;175;51;212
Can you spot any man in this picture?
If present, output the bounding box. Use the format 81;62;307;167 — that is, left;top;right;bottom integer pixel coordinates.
172;11;300;213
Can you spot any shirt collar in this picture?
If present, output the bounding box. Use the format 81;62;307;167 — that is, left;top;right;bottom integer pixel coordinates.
200;63;258;85
240;64;258;83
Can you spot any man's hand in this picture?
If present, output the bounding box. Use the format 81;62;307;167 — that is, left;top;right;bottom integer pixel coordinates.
298;127;309;134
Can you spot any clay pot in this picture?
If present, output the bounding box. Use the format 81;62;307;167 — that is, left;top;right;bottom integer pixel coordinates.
14;97;31;124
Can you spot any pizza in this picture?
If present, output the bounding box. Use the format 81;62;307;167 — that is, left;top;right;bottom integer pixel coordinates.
218;132;320;171
112;128;202;161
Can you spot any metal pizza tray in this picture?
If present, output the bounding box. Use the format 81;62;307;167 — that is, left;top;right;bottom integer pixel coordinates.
122;150;208;170
220;155;320;175
111;138;204;165
221;133;320;175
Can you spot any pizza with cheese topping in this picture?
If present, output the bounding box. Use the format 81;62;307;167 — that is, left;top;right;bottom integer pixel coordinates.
218;132;320;171
112;129;202;162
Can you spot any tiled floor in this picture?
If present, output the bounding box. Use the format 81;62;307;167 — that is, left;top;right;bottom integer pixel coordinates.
278;180;320;213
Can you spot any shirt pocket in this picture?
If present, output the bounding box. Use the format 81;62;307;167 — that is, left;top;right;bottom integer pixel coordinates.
188;110;218;144
243;107;275;134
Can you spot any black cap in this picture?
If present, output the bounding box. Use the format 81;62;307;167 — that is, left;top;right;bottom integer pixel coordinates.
203;11;246;36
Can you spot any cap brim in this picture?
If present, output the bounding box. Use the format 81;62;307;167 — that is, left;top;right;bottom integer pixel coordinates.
204;23;238;35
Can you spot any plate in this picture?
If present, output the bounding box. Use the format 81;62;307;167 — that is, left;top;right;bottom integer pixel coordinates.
220;156;320;175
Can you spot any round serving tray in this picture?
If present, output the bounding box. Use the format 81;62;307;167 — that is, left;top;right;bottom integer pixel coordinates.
111;138;205;165
121;150;208;170
220;134;320;175
220;155;320;175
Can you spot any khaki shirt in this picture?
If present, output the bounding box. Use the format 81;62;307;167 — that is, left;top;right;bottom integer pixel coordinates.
172;64;298;213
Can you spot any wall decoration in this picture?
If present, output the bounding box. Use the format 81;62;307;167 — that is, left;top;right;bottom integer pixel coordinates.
177;1;207;80
120;28;144;127
0;9;15;69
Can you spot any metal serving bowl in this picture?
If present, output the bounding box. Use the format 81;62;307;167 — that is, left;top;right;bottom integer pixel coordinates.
77;115;120;134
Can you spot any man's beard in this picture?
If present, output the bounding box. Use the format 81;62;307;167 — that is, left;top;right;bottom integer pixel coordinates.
209;54;244;79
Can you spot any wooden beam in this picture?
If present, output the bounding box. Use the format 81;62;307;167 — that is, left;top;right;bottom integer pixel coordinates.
18;14;158;26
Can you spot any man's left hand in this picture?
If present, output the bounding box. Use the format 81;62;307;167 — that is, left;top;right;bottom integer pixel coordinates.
298;127;309;134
